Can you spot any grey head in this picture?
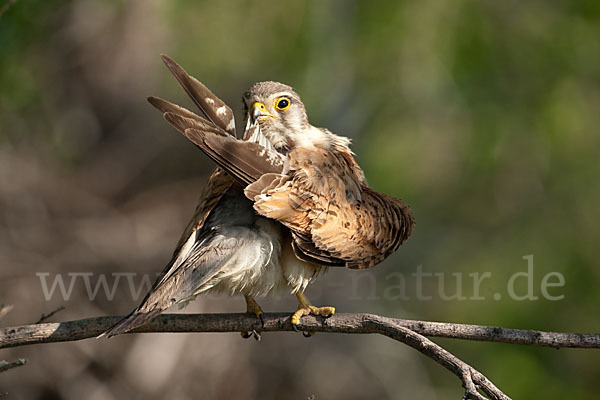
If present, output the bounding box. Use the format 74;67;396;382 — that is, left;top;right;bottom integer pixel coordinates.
242;81;310;151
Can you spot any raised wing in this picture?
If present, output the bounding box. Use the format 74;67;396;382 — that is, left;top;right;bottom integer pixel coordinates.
247;146;415;269
160;54;236;136
181;127;415;269
146;62;244;269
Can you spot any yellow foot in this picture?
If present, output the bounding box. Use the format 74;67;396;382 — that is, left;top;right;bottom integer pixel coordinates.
245;295;264;322
290;292;335;327
241;295;263;341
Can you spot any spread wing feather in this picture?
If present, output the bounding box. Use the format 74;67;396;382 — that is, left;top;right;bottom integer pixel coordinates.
160;54;236;136
147;96;208;125
181;128;283;185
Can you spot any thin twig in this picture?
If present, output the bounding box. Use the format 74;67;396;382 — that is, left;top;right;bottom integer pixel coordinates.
0;305;13;321
364;319;509;399
0;358;28;373
1;313;599;399
35;306;65;324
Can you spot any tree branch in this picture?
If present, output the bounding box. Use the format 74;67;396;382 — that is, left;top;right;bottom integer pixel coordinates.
1;313;598;399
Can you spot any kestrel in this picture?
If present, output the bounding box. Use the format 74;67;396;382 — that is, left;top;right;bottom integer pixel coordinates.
103;55;414;338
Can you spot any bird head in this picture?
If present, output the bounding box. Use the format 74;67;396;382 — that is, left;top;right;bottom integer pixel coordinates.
242;82;310;151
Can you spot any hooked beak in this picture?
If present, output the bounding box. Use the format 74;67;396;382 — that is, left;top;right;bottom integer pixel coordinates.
251;102;275;124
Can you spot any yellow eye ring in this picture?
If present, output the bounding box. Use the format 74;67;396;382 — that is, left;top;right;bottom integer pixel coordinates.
274;97;291;111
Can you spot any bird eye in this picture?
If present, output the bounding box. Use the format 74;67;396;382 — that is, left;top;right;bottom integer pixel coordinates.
274;97;290;111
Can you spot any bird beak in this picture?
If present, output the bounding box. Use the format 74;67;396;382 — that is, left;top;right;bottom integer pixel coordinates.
251;102;275;124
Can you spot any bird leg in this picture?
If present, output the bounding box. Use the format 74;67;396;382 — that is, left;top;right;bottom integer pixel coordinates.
241;295;264;341
290;292;335;331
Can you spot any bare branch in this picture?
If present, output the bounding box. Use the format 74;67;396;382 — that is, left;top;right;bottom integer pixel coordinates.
1;313;599;399
0;358;28;373
2;313;598;349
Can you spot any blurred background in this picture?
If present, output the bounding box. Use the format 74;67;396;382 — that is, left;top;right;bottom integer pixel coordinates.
1;0;599;399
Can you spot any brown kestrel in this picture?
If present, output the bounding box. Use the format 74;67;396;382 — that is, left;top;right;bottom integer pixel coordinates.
102;55;414;338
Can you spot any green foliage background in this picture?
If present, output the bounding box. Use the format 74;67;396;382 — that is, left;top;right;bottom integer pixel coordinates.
1;1;599;399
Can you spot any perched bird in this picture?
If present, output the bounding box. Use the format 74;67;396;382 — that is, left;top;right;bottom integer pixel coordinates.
102;55;414;338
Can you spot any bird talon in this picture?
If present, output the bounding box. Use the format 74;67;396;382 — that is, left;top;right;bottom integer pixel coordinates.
241;331;253;339
244;295;264;327
241;329;262;341
290;292;335;336
308;305;335;318
242;296;264;341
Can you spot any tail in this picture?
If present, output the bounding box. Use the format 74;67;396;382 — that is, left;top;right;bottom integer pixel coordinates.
98;232;218;339
98;262;180;338
98;308;165;339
